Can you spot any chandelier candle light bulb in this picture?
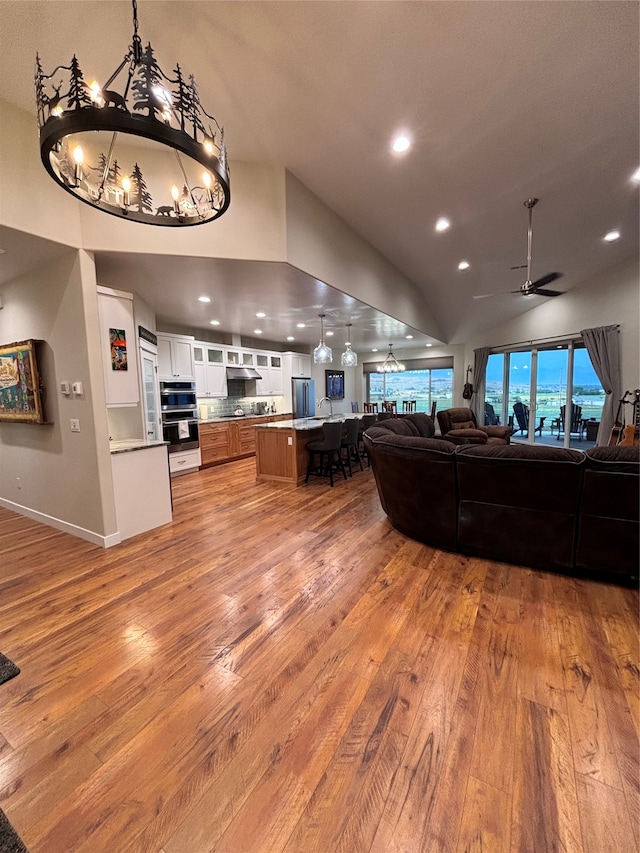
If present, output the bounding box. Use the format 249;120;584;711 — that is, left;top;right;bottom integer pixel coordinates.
72;145;84;183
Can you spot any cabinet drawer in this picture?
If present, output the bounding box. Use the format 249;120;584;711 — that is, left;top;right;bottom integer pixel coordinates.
237;424;256;453
169;448;201;475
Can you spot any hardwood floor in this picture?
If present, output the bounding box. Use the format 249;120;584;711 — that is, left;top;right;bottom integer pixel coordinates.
0;457;638;852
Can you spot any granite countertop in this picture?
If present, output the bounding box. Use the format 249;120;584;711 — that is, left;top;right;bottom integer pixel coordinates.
199;413;288;423
256;415;354;431
109;439;169;454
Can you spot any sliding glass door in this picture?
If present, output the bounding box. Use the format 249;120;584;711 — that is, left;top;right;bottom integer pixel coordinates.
485;341;604;447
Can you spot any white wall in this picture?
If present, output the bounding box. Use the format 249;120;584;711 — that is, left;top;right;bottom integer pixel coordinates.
284;172;444;343
466;257;639;394
0;250;117;543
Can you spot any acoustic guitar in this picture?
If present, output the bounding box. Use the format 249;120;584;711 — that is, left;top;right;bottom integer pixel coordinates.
462;364;473;400
608;390;629;446
619;389;640;446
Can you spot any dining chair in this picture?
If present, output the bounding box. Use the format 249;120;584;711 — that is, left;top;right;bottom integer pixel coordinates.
382;401;397;416
402;400;416;412
363;402;379;413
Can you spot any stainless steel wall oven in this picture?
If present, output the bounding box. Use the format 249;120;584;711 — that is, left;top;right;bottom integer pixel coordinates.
159;381;199;453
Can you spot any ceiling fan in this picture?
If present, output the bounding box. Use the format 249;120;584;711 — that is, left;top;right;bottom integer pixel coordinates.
474;198;563;300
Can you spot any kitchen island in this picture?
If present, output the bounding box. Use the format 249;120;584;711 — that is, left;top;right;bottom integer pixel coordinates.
254;416;351;488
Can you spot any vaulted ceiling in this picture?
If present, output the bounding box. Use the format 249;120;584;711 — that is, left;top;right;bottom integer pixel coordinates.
0;1;637;351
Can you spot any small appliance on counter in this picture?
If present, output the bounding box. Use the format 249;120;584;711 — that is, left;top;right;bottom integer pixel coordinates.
233;407;245;417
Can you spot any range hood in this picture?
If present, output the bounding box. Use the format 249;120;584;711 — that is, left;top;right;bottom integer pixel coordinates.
226;366;263;380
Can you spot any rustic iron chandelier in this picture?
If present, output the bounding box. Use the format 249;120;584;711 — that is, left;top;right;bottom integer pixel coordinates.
34;0;230;227
377;343;405;373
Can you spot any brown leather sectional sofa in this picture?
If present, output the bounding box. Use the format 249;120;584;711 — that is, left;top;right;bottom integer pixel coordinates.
363;414;639;581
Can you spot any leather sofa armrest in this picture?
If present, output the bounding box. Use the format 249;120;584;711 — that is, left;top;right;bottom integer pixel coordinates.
482;425;514;440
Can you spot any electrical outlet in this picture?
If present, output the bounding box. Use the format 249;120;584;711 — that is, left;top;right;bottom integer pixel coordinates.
287;436;293;445
70;418;80;433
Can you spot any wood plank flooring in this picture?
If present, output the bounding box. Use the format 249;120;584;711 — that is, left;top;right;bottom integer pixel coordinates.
0;457;638;852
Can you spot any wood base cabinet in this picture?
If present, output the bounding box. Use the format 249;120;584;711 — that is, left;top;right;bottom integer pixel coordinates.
200;415;290;467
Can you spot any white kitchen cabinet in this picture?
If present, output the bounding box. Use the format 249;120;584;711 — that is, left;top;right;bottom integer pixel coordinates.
290;354;311;377
157;333;195;380
193;342;227;397
97;286;140;406
255;353;283;395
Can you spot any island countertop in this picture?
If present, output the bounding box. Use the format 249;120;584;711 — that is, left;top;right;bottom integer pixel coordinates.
255;415;354;431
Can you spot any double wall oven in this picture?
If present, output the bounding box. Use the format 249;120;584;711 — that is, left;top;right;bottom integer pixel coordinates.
159;381;199;453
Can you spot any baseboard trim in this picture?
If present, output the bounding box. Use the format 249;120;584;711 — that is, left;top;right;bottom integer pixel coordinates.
0;498;121;548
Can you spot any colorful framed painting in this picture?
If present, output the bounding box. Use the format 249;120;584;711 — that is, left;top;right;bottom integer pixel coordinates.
109;328;128;370
325;369;345;400
0;339;47;424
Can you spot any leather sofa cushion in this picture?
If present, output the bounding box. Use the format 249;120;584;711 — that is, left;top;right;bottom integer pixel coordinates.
455;443;585;572
575;445;639;577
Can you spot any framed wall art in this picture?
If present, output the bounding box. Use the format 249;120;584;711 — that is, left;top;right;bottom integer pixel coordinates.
325;369;345;400
0;339;47;424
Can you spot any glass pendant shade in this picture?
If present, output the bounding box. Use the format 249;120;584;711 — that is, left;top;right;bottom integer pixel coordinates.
340;324;358;367
313;314;333;364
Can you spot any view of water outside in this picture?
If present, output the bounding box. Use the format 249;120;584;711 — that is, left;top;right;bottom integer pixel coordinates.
486;347;605;433
369;368;453;414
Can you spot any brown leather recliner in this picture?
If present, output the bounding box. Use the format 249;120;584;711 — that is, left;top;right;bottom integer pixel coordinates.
437;406;513;445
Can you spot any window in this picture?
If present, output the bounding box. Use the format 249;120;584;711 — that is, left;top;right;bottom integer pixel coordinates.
365;365;453;416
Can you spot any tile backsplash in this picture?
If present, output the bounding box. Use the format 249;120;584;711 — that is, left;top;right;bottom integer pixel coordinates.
198;380;284;418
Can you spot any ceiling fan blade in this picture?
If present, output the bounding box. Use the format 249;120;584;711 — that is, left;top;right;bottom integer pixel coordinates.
531;271;562;289
510;264;527;270
533;288;563;297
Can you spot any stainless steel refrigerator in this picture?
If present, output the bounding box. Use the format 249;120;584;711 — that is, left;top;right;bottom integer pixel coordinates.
292;378;315;418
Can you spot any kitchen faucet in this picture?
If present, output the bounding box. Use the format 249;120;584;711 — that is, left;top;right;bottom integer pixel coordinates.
318;396;333;417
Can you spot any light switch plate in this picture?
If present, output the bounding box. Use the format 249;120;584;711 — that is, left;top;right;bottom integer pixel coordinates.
70;419;80;433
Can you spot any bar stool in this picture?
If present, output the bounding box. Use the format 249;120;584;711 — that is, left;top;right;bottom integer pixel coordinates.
358;413;377;466
341;418;364;476
305;422;348;487
402;400;416;412
363;402;378;413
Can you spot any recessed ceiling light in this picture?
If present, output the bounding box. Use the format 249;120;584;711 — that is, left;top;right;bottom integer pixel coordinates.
209;319;220;326
372;348;378;352
632;167;640;183
406;334;413;339
604;230;621;242
255;312;266;318
435;217;450;232
296;323;305;328
391;134;411;154
286;336;295;341
426;343;433;347
458;260;470;271
326;330;334;337
254;329;262;334
198;296;211;303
